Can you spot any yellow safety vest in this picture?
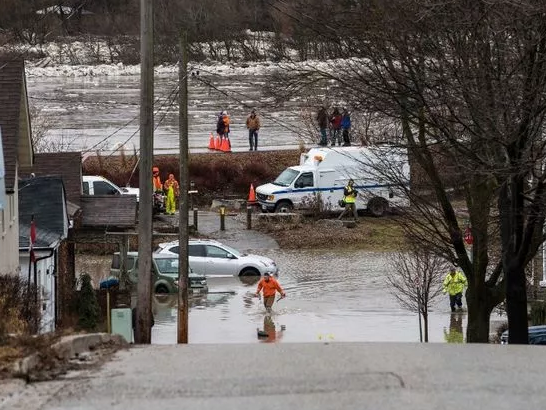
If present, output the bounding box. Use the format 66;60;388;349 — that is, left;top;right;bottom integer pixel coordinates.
443;271;467;295
344;186;357;204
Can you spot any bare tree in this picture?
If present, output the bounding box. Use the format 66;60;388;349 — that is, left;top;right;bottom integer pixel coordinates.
267;0;546;344
387;247;446;342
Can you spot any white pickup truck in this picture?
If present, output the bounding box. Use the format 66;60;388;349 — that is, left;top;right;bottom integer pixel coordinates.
82;175;140;202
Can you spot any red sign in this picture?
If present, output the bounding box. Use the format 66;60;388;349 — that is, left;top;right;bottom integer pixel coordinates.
464;226;473;245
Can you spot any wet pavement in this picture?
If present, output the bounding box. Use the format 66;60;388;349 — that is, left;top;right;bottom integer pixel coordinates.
76;211;505;344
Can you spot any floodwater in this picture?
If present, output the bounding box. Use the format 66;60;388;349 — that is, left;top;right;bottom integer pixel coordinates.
77;249;501;344
26;73;305;154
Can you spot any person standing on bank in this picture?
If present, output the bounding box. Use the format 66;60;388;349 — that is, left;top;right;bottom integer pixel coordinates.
443;267;468;312
246;109;261;151
329;107;342;146
341;108;352;146
338;179;359;221
317;106;329;146
255;273;286;314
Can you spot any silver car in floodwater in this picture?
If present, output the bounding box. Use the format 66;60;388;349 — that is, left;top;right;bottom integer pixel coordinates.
155;239;279;277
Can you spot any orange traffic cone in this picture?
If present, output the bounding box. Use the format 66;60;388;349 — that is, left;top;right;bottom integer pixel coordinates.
218;136;225;152
222;136;231;153
208;133;215;150
215;134;221;150
248;184;256;203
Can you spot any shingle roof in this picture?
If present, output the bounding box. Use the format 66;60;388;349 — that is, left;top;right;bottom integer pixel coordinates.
18;176;68;248
19;152;82;204
80;195;137;228
0;58;31;191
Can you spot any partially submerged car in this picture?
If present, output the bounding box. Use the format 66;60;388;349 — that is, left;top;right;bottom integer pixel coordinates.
501;325;546;345
154;239;279;277
110;251;208;294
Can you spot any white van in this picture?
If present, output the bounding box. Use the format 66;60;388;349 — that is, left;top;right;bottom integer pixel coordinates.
255;146;410;216
82;175;140;202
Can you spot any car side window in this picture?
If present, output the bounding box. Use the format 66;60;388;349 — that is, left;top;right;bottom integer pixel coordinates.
294;172;314;188
83;181;90;195
169;246;180;254
94;181;119;195
189;244;205;257
155;258;178;274
205;245;230;259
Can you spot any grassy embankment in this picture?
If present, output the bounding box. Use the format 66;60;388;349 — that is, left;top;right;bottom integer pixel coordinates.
83;149;407;252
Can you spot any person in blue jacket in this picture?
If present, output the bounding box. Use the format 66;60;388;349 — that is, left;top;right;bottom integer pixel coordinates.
341;108;352;146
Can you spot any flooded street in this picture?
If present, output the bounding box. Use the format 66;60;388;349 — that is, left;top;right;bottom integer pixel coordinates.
78;249;500;344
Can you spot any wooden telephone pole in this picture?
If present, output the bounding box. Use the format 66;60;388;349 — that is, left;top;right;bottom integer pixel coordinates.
135;0;154;344
177;31;189;344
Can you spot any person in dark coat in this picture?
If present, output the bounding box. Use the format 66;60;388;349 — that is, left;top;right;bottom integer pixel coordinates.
316;106;329;146
341;108;352;146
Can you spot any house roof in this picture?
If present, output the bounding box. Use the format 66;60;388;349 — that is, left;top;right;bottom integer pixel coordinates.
18;176;68;248
0;58;33;191
19;152;82;204
80;195;137;228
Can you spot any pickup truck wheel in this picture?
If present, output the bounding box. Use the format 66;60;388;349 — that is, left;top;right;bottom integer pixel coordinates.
240;268;260;276
368;197;388;217
275;201;293;213
155;284;169;294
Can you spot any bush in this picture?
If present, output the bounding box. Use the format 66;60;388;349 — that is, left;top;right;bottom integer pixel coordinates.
82;150;301;206
76;274;100;331
0;275;39;341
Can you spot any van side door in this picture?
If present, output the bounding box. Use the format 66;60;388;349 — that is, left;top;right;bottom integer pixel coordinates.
292;172;315;207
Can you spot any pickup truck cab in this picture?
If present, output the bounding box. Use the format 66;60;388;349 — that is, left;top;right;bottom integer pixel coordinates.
82;175;139;202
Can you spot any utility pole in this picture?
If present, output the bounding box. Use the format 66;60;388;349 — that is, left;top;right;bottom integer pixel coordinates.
135;0;154;344
177;30;189;344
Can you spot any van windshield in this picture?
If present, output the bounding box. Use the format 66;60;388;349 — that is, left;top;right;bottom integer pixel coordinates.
273;168;299;187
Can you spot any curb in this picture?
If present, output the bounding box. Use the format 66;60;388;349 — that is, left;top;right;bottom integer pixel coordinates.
11;333;127;377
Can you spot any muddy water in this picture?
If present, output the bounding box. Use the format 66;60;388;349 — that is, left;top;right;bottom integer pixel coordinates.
78;250;497;344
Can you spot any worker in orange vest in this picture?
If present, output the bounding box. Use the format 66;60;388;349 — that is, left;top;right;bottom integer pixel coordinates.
255;273;286;313
163;173;180;215
152;166;163;193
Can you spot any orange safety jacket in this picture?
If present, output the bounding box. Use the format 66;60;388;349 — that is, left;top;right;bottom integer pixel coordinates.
256;277;284;298
153;176;162;191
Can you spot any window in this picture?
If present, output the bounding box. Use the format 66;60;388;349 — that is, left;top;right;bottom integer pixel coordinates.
189;244;205;257
155;258;178;274
94;181;119;195
294;172;314;188
205;245;230;259
273;168;299;187
82;181;90;195
168;246;180;254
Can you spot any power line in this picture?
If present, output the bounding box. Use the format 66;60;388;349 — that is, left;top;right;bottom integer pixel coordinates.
106;85;180;159
192;70;303;137
81;86;178;154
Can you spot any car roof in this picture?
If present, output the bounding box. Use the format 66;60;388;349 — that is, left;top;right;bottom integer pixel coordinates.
158;239;224;248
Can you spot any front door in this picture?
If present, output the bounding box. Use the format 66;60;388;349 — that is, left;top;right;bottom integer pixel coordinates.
204;245;238;276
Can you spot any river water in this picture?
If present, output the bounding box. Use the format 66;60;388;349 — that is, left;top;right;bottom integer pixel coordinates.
78;250;503;344
26;73;306;154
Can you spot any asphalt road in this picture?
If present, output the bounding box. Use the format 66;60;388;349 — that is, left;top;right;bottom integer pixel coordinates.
3;343;544;410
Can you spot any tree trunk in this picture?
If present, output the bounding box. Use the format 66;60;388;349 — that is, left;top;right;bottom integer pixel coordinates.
466;289;494;342
506;263;529;344
423;313;429;343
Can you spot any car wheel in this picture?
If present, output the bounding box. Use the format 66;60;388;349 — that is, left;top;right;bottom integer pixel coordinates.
155;284;169;294
275;200;293;213
367;197;388;217
239;268;260;276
